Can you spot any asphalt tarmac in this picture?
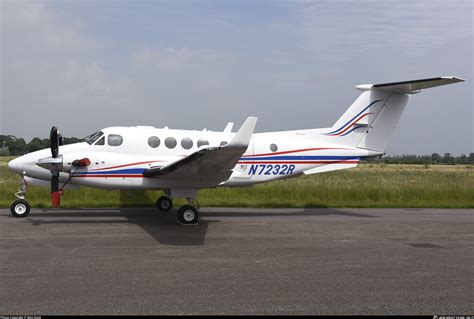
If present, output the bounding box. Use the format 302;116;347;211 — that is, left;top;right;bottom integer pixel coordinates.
0;207;472;315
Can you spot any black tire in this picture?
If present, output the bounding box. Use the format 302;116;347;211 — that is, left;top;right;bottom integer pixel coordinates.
156;196;173;211
10;199;31;218
177;205;199;224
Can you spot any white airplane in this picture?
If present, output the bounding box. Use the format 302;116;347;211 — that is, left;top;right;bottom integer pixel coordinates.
7;76;464;224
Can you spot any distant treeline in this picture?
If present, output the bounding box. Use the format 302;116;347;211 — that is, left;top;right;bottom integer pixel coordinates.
363;153;474;165
1;134;473;164
0;135;83;156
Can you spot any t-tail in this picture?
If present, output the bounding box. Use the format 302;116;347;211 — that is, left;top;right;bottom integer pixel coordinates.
321;76;464;154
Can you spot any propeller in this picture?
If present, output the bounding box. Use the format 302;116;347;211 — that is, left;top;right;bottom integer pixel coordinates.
36;127;88;207
50;126;59;158
49;126;61;207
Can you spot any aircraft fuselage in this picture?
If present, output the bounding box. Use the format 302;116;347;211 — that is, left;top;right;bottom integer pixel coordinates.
8;126;372;190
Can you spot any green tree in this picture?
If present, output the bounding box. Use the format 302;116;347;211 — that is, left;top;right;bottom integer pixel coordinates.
7;138;27;155
442;153;455;165
0;146;9;156
468;153;474;164
27;137;49;152
63;137;84;145
458;154;468;164
431;153;441;163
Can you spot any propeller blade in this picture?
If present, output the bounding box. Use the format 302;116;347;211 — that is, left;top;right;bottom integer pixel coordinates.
51;174;59;193
50;173;61;207
49;126;62;207
50;126;59;158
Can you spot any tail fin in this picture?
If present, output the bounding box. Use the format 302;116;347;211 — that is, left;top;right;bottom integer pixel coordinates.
323;76;464;153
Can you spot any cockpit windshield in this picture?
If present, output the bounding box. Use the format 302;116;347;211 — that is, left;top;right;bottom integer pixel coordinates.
85;131;104;145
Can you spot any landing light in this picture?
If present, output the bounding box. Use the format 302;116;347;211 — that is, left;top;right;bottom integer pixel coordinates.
72;158;91;167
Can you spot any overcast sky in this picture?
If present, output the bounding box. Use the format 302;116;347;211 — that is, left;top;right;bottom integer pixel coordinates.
1;0;472;155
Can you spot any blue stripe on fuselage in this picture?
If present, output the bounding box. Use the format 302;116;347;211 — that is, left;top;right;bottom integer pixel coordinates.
239;155;360;161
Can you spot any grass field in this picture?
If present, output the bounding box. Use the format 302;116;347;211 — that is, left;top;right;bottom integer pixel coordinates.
1;156;473;208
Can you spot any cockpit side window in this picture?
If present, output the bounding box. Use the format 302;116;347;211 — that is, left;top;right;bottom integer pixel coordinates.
86;131;104;145
95;136;105;145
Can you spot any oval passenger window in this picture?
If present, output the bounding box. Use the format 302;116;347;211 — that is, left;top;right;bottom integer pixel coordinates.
197;139;209;148
165;137;177;149
148;136;160;148
181;138;193;150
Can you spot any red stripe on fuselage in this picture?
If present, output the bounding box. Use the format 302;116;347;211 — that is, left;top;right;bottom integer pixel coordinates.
238;160;359;164
242;147;350;157
90;160;164;171
71;174;144;178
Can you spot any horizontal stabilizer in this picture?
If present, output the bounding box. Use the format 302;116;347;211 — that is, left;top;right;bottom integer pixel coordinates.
356;76;464;94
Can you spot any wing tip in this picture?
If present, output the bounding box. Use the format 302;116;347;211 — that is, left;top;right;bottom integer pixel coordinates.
441;76;465;82
227;116;258;148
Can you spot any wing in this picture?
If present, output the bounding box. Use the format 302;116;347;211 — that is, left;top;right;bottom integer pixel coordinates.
143;117;257;186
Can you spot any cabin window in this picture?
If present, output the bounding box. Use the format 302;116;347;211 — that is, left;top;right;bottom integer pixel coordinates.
270;143;278;152
148;136;160;148
165;137;177;149
181;138;193;150
108;134;123;146
220;141;228;147
197;139;209;148
95;136;105;145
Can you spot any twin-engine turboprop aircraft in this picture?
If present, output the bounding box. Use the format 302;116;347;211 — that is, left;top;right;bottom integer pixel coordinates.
7;76;464;224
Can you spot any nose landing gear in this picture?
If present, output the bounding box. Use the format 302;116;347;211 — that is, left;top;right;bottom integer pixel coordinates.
10;177;30;218
11;199;30;218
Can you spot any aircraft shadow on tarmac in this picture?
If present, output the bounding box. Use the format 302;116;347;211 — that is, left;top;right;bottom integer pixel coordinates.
23;208;212;246
20;189;377;246
202;208;377;218
21;206;377;246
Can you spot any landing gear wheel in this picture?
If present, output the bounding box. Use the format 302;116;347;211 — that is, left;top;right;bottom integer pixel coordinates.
10;199;30;218
177;205;199;224
156;196;173;211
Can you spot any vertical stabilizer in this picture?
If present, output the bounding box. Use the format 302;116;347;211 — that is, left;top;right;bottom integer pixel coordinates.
321;76;463;153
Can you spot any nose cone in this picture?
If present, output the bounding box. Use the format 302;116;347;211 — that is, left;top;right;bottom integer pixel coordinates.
8;157;23;173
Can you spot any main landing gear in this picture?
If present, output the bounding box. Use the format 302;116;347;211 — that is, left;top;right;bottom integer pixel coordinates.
10;177;30;218
156;196;173;211
155;193;200;225
177;198;200;225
